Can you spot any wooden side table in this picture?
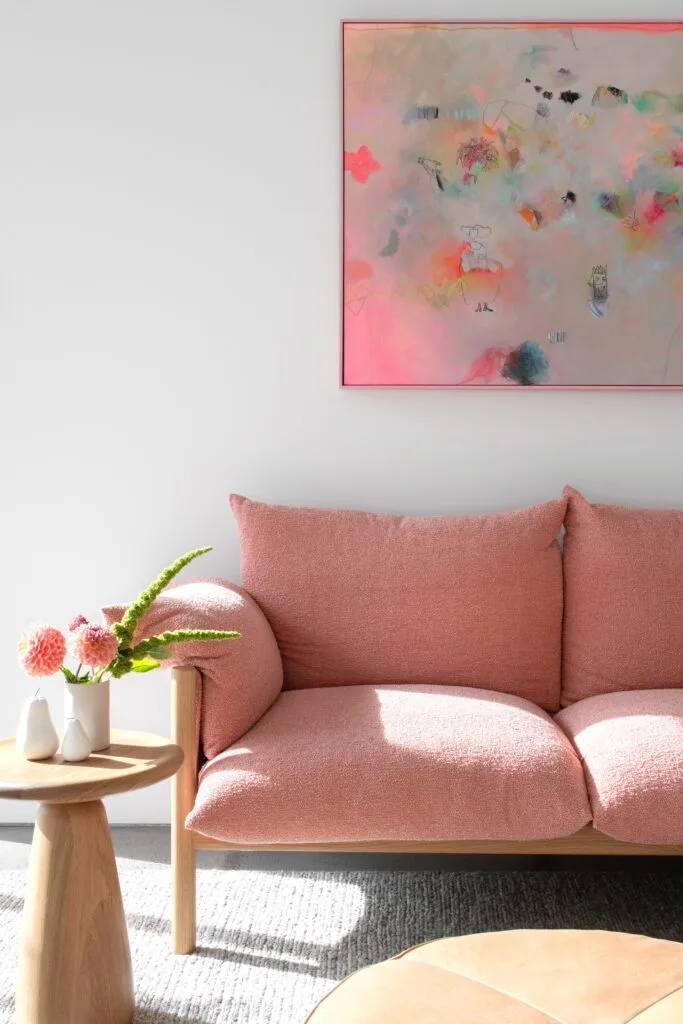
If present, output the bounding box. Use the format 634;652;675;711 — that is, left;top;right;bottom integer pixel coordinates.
0;730;183;1024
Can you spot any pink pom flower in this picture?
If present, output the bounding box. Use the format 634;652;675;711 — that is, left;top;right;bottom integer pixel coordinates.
68;624;119;668
67;614;89;632
18;624;67;677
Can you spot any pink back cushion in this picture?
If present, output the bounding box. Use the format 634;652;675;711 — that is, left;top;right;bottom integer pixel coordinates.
561;486;683;705
231;494;567;710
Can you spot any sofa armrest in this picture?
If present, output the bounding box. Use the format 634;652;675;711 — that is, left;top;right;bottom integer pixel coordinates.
172;665;200;781
103;577;284;758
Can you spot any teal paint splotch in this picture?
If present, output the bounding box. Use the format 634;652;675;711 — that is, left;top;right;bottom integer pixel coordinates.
502;342;549;386
379;229;399;257
441;180;463;198
497;169;525;201
632;91;683;115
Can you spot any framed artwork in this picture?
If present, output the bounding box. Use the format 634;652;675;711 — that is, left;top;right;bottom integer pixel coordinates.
341;21;683;388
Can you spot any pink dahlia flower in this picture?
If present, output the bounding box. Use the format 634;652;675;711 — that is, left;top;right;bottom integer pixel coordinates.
18;624;67;677
69;623;119;667
67;614;89;632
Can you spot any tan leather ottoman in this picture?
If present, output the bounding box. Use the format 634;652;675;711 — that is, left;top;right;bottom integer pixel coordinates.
305;929;683;1022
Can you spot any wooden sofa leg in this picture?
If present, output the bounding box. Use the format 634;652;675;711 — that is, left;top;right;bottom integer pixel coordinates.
171;667;199;954
172;815;196;954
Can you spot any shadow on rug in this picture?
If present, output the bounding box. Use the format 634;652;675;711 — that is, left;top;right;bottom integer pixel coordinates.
2;863;683;1022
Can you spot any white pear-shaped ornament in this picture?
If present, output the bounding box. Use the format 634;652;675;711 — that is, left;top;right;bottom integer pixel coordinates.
61;718;92;762
16;691;60;761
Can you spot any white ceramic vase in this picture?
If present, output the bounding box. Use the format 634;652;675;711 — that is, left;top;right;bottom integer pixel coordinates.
64;680;110;751
16;692;60;761
61;718;92;762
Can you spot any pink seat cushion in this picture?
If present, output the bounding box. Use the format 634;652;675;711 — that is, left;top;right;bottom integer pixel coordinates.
561;486;683;706
556;690;683;844
186;684;590;845
231;494;567;711
103;579;283;758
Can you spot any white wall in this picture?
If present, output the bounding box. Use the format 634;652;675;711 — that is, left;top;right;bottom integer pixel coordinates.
2;1;682;823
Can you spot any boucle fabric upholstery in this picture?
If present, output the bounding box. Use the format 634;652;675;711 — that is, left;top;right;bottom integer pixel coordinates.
556;690;683;844
306;931;683;1023
103;579;283;757
561;485;683;705
230;494;567;710
186;684;590;844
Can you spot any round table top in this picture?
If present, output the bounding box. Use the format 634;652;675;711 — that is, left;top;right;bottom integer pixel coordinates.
0;730;183;804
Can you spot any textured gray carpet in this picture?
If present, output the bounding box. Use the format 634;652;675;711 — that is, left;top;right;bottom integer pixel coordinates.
1;859;683;1022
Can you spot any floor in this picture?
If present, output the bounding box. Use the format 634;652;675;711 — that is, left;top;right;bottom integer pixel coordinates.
2;827;683;1023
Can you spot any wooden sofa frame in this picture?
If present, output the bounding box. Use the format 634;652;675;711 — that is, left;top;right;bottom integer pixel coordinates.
171;666;683;954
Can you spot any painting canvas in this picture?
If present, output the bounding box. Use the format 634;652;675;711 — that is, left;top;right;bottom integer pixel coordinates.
342;21;683;387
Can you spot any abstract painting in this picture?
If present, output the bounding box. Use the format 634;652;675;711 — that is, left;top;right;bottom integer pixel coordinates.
342;22;683;387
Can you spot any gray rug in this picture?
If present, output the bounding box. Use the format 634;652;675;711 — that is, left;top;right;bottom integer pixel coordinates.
1;859;683;1022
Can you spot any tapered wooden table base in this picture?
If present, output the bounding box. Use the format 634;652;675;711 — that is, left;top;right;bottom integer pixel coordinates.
0;731;183;1024
18;801;134;1024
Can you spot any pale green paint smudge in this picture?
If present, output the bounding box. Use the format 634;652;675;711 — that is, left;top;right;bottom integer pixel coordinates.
523;45;557;68
527;266;557;302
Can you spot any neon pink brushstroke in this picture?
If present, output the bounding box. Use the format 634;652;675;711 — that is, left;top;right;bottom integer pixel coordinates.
344;146;381;184
644;201;666;225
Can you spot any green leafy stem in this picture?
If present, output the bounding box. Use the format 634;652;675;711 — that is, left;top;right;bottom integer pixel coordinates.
109;629;241;677
111;547;212;649
101;547;241;679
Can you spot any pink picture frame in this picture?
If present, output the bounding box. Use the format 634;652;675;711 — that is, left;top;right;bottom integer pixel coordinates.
341;21;683;389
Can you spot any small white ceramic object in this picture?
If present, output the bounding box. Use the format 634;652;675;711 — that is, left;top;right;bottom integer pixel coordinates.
16;691;60;761
64;679;110;751
60;717;92;762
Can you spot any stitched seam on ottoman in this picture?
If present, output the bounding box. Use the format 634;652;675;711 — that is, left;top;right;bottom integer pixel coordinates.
394;959;565;1024
624;981;683;1023
424;970;564;1024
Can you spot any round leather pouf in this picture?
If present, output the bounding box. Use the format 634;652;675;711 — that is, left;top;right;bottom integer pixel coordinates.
305;929;683;1023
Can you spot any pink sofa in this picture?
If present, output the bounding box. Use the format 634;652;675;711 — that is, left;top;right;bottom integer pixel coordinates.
107;485;683;953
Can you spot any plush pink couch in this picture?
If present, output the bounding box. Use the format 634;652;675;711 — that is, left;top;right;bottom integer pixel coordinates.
107;485;683;953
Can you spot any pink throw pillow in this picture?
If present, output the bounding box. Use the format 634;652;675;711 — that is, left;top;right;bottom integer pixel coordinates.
561;486;683;705
231;494;567;710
